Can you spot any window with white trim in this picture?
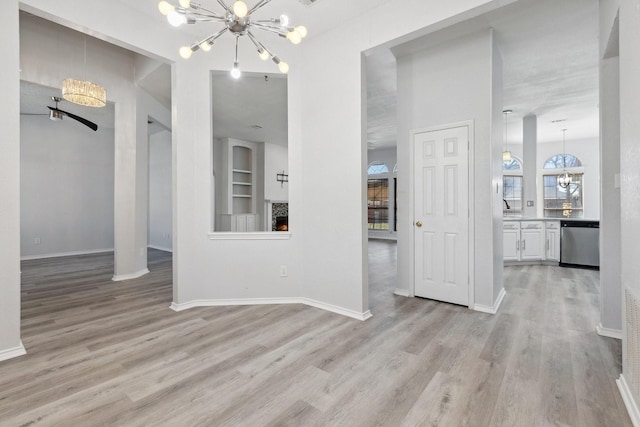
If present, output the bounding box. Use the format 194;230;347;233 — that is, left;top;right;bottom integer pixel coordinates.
503;157;523;217
542;154;584;218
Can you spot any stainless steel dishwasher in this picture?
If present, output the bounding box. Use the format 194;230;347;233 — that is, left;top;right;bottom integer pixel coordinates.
560;220;599;269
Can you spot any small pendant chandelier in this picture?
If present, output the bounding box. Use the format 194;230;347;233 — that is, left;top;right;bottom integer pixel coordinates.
558;128;572;189
502;109;512;162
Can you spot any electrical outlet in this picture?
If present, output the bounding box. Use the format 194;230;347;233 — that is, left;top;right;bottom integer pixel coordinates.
34;237;41;245
280;265;288;277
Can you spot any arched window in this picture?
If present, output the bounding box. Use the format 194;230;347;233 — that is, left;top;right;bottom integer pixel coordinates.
368;162;389;175
503;157;522;171
544;154;582;169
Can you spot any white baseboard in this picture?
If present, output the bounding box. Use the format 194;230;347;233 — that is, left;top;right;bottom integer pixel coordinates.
394;288;411;297
597;323;622;340
0;342;26;362
21;248;113;261
617;374;640;427
171;297;373;321
473;288;506;315
112;268;150;282
299;298;372;321
147;245;173;253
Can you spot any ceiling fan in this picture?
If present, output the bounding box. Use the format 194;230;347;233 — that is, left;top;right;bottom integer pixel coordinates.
21;97;98;131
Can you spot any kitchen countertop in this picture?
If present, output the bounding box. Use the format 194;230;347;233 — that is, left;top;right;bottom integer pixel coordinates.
503;217;600;222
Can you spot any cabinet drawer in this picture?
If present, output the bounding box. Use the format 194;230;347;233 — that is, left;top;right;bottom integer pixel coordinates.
522;221;543;230
504;222;520;230
545;221;560;230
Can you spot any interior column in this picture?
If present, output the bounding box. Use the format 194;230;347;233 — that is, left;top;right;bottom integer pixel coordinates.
0;0;25;360
522;114;537;217
113;90;149;281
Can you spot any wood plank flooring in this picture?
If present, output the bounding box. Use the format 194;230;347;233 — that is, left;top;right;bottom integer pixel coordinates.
0;241;630;426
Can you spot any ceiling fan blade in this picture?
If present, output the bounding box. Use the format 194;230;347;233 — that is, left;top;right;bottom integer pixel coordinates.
47;106;99;131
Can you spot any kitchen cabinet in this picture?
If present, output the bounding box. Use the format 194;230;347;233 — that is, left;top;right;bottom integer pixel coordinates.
503;222;521;261
503;220;545;262
545;221;560;261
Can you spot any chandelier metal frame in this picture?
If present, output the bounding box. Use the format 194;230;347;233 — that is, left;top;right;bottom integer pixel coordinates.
158;0;307;78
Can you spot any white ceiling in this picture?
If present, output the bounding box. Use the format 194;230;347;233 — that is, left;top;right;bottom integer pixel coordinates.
22;0;600;149
211;72;288;145
366;0;600;150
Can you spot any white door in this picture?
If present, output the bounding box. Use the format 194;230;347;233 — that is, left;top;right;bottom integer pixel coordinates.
414;125;469;306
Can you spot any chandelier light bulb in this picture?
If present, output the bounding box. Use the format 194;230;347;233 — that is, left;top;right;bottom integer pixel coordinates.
258;49;270;61
231;65;242;79
286;31;302;45
233;1;248;18
158;1;175;15
279;14;289;26
178;0;191;8
168;10;187;27
295;25;308;38
200;41;212;52
278;61;289;74
179;46;193;59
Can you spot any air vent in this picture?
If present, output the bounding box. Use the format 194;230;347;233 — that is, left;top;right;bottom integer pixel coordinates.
299;0;322;5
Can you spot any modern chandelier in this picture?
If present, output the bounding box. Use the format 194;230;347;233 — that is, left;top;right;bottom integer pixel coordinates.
158;0;307;78
558;129;572;188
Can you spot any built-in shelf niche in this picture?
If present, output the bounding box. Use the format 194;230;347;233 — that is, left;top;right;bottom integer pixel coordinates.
218;138;258;232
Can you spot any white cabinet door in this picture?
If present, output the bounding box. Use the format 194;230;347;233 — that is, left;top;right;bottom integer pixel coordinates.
545;221;560;261
521;222;544;260
503;222;520;261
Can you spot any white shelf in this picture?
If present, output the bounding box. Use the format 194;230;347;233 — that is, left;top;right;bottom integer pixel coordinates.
232;195;252;198
232;182;252;186
232;169;252;174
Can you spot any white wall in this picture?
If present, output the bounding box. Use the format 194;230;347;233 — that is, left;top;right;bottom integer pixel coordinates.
149;129;172;252
599;1;621;336
264;143;289;203
620;0;640;400
367;147;397;239
20;115;115;258
396;29;503;310
0;0;23;360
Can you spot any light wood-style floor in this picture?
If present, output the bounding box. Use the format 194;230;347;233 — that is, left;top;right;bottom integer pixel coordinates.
0;241;629;426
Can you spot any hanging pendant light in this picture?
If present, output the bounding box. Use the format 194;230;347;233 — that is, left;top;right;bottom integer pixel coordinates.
62;37;107;108
502;110;512;162
558;129;572;189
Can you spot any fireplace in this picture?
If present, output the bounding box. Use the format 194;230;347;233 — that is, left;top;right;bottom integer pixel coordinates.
275;216;288;232
271;202;289;231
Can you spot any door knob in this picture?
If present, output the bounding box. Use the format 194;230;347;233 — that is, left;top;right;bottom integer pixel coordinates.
415;221;423;228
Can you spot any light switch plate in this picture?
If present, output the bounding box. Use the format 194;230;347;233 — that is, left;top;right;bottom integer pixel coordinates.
527;201;534;207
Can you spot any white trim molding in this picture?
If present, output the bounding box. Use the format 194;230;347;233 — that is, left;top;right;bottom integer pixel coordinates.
617;374;640;427
597;323;622;340
394;288;411;297
473;288;506;315
112;268;150;282
147;245;173;253
208;232;292;240
0;342;26;362
21;248;113;261
170;297;373;321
